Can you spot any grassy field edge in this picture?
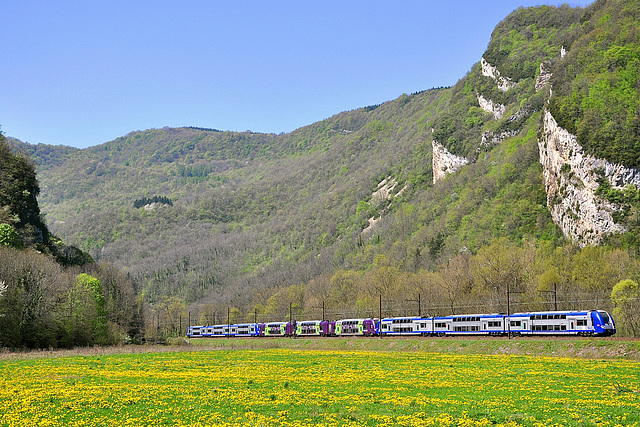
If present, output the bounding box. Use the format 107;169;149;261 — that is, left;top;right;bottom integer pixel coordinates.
2;336;639;361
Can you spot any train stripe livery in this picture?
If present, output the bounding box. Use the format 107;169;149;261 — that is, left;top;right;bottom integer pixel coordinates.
187;310;615;338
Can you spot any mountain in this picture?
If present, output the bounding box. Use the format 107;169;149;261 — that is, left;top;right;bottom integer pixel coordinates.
8;0;640;333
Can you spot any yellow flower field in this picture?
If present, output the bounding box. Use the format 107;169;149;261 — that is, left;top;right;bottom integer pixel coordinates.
0;349;638;426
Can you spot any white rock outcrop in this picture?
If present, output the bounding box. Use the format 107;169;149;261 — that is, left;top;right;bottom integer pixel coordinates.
480;130;518;151
535;61;553;91
538;111;640;245
481;57;516;92
432;140;469;184
477;94;506;120
371;177;398;203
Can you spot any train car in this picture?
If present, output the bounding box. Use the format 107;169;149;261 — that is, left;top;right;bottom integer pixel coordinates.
264;321;295;337
335;318;377;336
296;320;334;336
187;323;260;338
186;325;204;338
380;316;431;336
186;324;230;337
235;323;261;337
510;310;615;336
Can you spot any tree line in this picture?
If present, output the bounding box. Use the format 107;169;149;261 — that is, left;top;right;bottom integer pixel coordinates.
1;134;143;348
186;238;640;337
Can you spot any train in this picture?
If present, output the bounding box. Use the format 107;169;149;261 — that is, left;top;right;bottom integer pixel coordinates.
186;309;616;338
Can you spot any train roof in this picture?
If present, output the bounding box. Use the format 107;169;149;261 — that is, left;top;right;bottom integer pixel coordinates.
510;310;591;316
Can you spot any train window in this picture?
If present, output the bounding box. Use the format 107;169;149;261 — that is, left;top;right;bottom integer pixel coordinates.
561;314;566;319
510;321;521;327
577;320;587;326
561;325;566;330
554;314;560;319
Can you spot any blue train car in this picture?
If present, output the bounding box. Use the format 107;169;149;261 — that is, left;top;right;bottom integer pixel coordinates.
510;310;615;336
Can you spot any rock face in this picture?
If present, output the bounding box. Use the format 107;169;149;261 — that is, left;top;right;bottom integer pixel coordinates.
432;140;469;184
477;94;506;120
538;110;640;245
480;130;518;151
481;57;516;92
535;61;553;91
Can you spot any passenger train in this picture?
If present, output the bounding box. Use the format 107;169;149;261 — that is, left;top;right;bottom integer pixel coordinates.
186;309;616;338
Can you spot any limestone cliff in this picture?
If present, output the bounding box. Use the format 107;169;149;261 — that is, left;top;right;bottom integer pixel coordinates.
481;57;516;92
432;140;469;184
538;111;640;245
477;94;506;120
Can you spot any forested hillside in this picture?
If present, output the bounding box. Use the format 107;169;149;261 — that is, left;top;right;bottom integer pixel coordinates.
10;0;640;336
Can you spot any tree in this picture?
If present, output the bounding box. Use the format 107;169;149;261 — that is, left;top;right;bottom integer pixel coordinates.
64;273;108;346
0;223;19;248
438;250;473;315
611;279;640;336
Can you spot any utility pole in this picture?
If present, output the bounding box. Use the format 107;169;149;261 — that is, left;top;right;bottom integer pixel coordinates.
322;301;325;322
379;294;382;339
227;307;230;339
507;281;524;340
406;293;422;317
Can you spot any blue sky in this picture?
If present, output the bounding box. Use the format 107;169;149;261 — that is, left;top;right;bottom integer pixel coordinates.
2;1;590;149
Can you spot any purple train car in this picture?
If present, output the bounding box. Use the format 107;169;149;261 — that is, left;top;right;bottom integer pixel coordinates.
296;320;335;336
334;318;377;336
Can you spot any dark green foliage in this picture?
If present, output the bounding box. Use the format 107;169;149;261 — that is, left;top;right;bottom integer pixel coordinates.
0;134;49;248
133;195;173;209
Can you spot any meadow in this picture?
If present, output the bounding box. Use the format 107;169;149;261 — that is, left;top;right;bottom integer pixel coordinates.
1;340;639;426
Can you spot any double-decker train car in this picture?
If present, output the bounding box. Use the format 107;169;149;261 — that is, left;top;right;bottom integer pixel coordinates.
334;318;378;336
187;310;615;339
296;320;335;336
510;310;615;336
379;316;431;336
187;322;260;338
264;322;295;337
